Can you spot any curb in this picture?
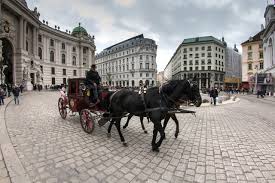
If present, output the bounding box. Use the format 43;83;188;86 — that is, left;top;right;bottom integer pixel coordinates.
0;93;31;183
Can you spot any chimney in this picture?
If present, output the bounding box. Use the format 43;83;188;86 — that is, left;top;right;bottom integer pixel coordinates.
261;24;264;31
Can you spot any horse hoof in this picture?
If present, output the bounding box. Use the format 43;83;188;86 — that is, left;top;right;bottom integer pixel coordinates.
107;133;111;138
144;130;148;134
123;126;126;129
175;133;178;139
152;147;160;152
123;142;128;147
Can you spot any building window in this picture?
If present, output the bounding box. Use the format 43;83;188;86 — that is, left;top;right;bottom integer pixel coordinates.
40;66;43;73
190;67;193;71
151;56;154;61
62;43;66;50
83;47;87;54
72;56;76;65
132;57;134;61
195;60;199;65
207;46;211;51
52;77;55;85
207;59;211;64
26;41;28;51
146;73;149;77
146;55;149;60
189;60;193;65
50;39;54;47
51;67;55;75
189;54;193;58
38;47;42;59
184;67;187;71
259;51;263;59
132;63;134;70
184;54;187;59
140;63;143;69
63;69;66;75
62;54;66;64
248;52;252;60
38;34;42;42
50;51;54;62
201;53;205;57
72;47;76;52
195;47;199;51
207;52;212;57
201;60;205;65
260;63;263;69
248;63;252;70
63;78;66;85
146;63;149;69
140;55;143;60
183;48;187;53
248;45;252;50
195;53;199;58
202;46;205;50
208;66;211;70
189;47;193;51
202;66;205;70
140;73;142;77
184;61;187;65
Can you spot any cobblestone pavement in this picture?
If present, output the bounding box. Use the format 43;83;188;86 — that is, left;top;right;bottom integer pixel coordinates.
0;150;11;183
4;92;275;183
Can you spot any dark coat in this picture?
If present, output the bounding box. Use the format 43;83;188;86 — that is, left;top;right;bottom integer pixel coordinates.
12;87;20;97
210;89;218;98
86;70;101;85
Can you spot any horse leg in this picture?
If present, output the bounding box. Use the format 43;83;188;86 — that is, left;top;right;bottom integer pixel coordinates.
107;119;115;138
155;122;165;148
162;115;170;139
171;114;179;138
140;116;148;134
151;125;159;152
114;118;127;146
123;114;133;129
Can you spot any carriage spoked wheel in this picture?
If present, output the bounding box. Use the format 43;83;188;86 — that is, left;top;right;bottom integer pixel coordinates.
58;98;67;119
80;109;95;134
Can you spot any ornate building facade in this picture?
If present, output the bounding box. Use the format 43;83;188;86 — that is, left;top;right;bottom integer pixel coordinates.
95;34;157;87
0;0;96;90
165;36;226;90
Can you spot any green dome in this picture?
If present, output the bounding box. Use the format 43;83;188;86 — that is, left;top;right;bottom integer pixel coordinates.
72;24;88;36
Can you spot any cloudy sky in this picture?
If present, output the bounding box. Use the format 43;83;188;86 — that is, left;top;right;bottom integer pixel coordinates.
27;0;267;71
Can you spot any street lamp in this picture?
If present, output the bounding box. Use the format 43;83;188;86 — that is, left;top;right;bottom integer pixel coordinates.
253;65;259;94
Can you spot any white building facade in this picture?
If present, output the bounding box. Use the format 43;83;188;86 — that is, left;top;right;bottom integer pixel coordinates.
167;36;226;90
0;0;96;89
263;4;275;93
95;34;157;87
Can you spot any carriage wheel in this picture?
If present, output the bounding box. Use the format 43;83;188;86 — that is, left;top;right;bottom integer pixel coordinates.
58;98;67;119
80;109;95;134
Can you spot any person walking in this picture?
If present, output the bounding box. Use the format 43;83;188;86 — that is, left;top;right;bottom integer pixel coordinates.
19;84;24;93
12;85;20;105
210;87;219;106
0;86;4;105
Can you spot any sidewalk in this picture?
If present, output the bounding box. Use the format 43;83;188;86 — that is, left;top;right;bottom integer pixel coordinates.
200;94;240;107
0;93;31;183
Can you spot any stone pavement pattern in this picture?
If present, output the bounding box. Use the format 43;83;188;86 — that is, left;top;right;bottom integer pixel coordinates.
0;150;10;183
4;92;275;183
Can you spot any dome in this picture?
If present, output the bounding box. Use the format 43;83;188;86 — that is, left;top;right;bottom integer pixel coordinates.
72;24;88;37
18;0;28;7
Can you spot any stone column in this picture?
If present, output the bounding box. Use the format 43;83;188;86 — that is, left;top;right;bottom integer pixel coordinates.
79;46;83;76
23;20;27;50
32;27;37;55
19;17;24;49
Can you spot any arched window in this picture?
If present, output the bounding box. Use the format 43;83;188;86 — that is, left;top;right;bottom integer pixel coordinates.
62;54;66;64
38;47;42;59
50;51;54;62
72;56;76;65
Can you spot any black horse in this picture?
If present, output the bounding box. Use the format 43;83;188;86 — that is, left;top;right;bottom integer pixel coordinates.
123;94;191;138
107;78;202;152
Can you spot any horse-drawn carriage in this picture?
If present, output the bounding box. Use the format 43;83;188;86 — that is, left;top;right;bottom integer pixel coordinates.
58;77;202;152
58;78;110;134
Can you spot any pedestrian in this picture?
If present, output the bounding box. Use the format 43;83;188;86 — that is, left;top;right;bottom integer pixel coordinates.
0;86;4;105
12;85;20;105
20;84;24;93
210;87;219;106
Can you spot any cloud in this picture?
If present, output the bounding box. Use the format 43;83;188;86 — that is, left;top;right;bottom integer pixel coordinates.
114;0;136;7
27;0;267;71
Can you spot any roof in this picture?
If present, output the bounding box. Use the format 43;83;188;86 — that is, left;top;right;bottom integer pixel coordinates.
72;24;88;36
104;34;144;50
241;29;265;45
17;0;28;7
182;36;225;46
